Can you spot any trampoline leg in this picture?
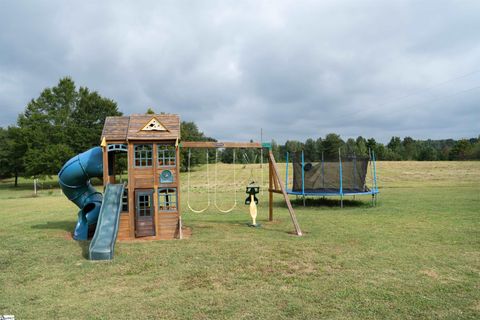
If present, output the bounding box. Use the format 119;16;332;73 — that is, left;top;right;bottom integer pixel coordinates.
303;196;306;207
371;194;374;207
340;195;343;208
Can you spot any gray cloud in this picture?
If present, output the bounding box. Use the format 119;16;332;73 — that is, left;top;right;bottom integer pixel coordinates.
0;0;479;143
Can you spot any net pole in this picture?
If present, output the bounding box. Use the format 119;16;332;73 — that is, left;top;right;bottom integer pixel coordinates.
353;152;357;191
373;150;378;205
301;150;305;206
369;148;374;206
321;151;325;190
285;151;289;191
353;152;357;200
339;148;343;208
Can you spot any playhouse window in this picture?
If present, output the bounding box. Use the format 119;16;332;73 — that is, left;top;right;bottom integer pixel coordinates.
134;144;153;167
157;145;176;166
137;194;152;216
121;188;128;213
158;188;177;211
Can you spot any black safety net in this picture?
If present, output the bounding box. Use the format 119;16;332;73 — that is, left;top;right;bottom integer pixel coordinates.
291;152;370;193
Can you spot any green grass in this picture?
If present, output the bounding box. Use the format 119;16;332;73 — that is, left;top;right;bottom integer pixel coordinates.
0;161;479;319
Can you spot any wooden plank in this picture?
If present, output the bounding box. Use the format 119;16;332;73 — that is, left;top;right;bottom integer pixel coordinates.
268;159;273;221
272;166;279;191
134;177;155;188
181;141;262;149
101;116;130;141
128;143;135;239
268;150;303;236
175;145;181;238
102;146;109;187
153;144;159;238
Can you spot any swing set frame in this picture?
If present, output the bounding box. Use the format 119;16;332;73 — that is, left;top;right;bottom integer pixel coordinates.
180;141;303;236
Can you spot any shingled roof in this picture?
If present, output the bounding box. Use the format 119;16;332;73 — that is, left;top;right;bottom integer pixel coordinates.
101;114;180;141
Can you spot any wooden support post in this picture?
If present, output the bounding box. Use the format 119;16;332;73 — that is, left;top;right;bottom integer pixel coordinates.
268;151;302;236
102;145;109;187
268;156;273;221
127;143;135;239
178;216;183;240
153;143;159;238
176;144;182;238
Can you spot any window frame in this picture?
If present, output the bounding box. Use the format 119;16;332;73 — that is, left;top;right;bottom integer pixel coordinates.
158;188;177;212
121;188;128;213
157;144;176;167
134;144;153;168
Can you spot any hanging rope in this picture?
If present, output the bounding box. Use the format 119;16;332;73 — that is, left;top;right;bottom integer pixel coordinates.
214;148;237;213
187;149;210;213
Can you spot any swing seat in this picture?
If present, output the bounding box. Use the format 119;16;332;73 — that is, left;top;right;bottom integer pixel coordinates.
245;181;260;195
245;195;258;205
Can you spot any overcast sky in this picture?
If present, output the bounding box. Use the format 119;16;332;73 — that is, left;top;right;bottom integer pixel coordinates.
0;1;479;143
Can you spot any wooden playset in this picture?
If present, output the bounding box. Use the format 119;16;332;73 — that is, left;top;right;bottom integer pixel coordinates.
59;112;378;260
98;114;302;242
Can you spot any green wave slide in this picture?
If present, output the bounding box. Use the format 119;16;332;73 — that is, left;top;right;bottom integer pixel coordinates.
89;183;125;261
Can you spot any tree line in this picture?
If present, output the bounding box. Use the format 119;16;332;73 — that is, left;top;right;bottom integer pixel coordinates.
268;134;480;162
1;77;478;186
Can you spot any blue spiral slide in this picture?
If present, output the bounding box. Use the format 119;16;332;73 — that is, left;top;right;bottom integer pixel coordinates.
58;147;124;260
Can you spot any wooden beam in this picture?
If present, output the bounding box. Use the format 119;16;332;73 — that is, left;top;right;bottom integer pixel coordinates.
102;146;109;187
269;158;273;221
127;143;135;239
272;167;279;191
176;145;182;239
268;150;303;236
181;141;262;149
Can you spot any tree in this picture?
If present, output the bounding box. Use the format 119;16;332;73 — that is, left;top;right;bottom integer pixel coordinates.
17;77;122;177
374;143;386;159
402;137;417;160
270;139;281;162
418;144;438;161
471;140;480;160
366;138;376;151
449;139;472;160
304;138;317;161
68;87;121;153
387;136;402;159
345;138;357;155
146;107;155;114
0;127;27;185
355;136;368;157
285;140;304;153
322;133;344;159
180;121;215;171
315;138;325;159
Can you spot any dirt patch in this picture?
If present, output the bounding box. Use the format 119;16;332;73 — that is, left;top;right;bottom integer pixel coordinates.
64;231;74;240
420;269;439;279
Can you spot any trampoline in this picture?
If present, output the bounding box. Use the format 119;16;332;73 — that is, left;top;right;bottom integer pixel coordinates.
285;149;378;207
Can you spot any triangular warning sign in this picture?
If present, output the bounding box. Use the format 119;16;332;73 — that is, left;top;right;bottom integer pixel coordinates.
141;117;168;131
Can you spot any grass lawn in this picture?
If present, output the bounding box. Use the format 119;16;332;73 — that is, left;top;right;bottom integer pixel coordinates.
0;161;479;319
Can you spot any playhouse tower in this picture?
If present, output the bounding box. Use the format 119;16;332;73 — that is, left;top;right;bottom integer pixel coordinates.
100;114;182;240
